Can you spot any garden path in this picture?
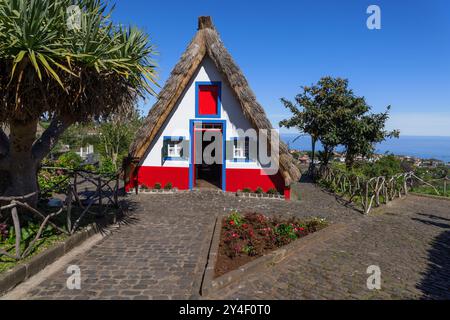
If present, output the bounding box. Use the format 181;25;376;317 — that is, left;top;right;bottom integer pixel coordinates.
5;180;450;299
207;194;450;300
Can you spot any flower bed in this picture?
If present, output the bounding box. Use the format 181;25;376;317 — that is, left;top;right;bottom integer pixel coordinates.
215;211;328;277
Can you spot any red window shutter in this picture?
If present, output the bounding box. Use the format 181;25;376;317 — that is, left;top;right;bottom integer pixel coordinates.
198;85;219;115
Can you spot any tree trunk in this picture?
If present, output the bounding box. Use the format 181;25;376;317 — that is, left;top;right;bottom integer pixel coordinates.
311;136;317;165
2;119;39;207
322;145;334;166
309;136;317;178
346;153;355;170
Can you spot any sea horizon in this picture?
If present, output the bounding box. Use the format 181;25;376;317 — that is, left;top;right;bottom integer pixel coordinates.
280;134;450;163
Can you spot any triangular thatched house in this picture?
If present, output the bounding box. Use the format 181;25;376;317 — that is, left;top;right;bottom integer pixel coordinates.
126;16;300;199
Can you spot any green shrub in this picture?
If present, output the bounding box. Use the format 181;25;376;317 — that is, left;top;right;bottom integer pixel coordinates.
266;188;279;195
255;187;264;194
38;170;70;199
56;152;82;170
99;157;116;175
164;182;173;190
228;211;244;227
154;183;162;190
141;184;149;190
274;223;297;245
242;188;252;193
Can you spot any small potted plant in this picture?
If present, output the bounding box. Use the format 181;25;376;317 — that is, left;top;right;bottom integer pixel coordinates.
140;184;149;192
164;182;173;191
154;183;162;191
255;187;264;197
266;188;279;197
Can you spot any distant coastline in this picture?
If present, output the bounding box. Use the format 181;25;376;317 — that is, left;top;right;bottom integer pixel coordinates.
281;134;450;163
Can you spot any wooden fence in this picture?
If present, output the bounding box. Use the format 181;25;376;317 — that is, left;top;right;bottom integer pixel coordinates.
0;168;122;261
316;166;448;215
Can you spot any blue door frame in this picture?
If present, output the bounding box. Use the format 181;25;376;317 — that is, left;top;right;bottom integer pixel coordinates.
189;119;227;191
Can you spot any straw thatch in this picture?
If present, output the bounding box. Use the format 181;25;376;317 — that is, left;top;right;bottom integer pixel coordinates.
129;16;300;186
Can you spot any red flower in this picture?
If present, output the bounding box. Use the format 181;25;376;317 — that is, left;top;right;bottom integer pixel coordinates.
229;220;235;226
242;224;248;229
299;227;305;232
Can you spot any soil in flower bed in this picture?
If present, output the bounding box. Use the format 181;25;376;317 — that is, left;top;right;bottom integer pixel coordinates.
214;212;328;278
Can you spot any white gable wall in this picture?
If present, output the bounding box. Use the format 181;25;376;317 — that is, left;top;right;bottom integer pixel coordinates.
141;56;266;170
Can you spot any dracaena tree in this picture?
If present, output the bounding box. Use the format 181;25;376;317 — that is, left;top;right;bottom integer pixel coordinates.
0;0;157;205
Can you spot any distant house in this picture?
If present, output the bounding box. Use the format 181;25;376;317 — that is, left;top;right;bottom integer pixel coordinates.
126;17;300;199
76;145;95;159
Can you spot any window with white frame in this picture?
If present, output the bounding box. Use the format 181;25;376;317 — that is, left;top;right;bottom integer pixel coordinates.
168;141;182;157
233;137;250;161
164;137;184;159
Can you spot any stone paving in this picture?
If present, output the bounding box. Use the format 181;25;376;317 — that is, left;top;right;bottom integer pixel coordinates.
207;195;450;300
7;181;450;300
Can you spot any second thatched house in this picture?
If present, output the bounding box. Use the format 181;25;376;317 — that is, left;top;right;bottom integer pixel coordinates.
126;16;300;199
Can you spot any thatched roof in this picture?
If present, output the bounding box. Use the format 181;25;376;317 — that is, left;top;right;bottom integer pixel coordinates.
129;16;300;186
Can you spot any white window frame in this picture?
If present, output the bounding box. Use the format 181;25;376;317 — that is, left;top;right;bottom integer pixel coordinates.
164;137;185;160
168;141;182;158
233;139;246;159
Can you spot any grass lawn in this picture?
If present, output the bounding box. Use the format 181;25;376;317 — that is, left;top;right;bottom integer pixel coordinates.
0;233;67;274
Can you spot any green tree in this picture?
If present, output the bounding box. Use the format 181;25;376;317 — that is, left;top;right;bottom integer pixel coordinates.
98;107;143;172
338;102;399;169
280;77;399;170
0;0;157;205
280;77;352;166
360;155;402;178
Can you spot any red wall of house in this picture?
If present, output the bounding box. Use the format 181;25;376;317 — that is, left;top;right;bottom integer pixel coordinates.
126;166;190;191
225;169;286;195
126;166;290;200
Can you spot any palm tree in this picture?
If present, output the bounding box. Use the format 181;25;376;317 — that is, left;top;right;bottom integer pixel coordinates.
0;0;157;205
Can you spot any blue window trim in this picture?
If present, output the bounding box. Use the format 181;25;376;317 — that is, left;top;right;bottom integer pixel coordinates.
230;137;255;163
189;119;227;191
195;81;222;119
163;136;185;141
163;136;186;161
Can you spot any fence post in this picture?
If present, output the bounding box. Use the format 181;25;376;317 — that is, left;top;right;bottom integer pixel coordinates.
114;173;119;207
404;176;408;195
66;186;73;233
11;202;21;259
98;176;102;207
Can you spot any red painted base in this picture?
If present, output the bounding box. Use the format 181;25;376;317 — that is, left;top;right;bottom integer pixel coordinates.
126;166;189;191
225;168;286;195
126;166;292;200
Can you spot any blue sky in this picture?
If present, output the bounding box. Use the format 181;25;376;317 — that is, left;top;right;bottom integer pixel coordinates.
113;0;450;136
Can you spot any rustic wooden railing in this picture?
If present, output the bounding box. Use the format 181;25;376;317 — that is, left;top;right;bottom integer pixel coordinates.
316;166;449;215
0;168;123;261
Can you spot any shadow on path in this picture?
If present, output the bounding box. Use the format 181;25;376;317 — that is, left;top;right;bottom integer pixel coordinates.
416;215;450;299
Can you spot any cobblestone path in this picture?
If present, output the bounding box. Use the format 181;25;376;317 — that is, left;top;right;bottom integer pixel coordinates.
8;181;450;300
207;195;450;300
14;182;360;300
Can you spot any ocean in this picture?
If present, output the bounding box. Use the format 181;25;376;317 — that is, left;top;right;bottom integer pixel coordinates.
281;134;450;163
